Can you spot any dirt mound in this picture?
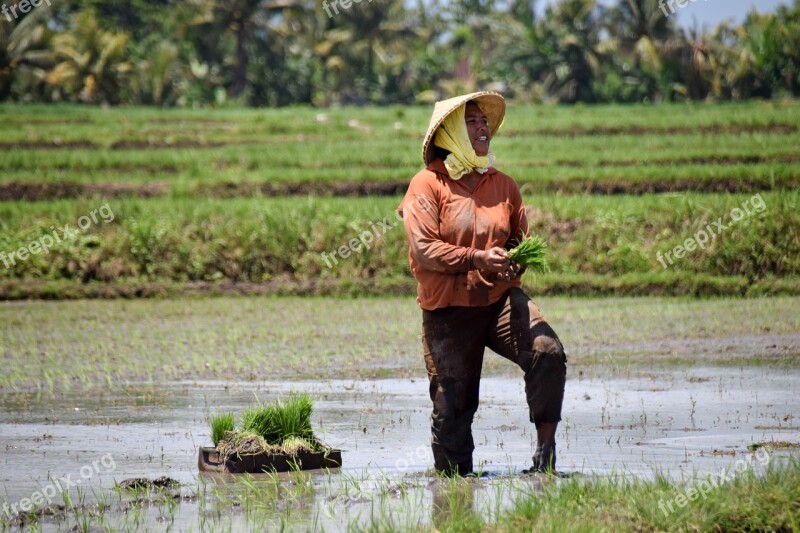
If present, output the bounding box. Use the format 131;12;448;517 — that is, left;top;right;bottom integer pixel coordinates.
217;434;271;458
118;476;180;491
505;123;797;137
517;154;800;168
203;180;409;198
0;140;96;150
0;181;168;201
0;174;793;201
110;139;260;149
578;176;789;195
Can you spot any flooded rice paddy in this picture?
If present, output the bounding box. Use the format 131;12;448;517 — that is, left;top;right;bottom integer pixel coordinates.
1;366;798;531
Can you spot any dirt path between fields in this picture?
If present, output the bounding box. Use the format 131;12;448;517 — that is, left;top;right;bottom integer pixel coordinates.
1;174;796;201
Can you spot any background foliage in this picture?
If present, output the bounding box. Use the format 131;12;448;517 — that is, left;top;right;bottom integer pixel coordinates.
1;0;799;106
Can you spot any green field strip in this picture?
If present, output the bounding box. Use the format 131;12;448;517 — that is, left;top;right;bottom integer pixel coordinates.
0;192;796;284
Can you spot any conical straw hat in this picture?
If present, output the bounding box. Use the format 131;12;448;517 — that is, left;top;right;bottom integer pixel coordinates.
421;91;506;165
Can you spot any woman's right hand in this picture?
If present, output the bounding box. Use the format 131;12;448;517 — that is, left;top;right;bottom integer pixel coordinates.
473;247;510;273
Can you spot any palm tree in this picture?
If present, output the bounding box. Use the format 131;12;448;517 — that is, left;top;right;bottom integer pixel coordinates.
444;4;517;94
45;10;131;103
0;6;54;100
191;0;305;98
127;39;183;105
535;0;604;102
739;10;794;98
607;0;674;52
314;0;424;104
507;0;536;28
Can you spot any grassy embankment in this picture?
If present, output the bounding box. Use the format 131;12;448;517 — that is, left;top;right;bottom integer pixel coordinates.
0;193;797;298
0;101;798;298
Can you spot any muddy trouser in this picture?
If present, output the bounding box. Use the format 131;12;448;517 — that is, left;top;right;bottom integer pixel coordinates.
422;287;566;475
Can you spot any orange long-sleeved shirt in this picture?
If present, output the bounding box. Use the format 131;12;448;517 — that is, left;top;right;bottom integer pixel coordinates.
397;158;529;311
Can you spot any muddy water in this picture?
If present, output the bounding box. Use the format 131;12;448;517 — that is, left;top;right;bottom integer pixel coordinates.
1;367;798;530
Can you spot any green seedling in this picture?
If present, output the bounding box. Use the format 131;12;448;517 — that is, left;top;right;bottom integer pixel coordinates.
210;412;235;447
507;233;550;275
212;394;325;460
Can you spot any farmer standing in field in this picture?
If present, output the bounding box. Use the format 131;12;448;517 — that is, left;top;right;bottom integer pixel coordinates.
397;91;567;476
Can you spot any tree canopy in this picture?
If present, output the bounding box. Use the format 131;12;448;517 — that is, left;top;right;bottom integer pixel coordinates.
1;0;798;106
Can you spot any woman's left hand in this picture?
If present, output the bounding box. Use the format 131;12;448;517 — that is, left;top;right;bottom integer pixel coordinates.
497;261;523;282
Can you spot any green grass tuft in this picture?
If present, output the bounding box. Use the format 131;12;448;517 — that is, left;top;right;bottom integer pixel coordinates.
241;394;315;446
488;458;800;532
210;412;235;447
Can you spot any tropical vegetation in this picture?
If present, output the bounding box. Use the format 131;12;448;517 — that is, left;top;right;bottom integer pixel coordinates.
1;0;799;106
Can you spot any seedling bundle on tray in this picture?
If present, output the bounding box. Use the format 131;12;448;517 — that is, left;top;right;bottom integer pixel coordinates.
199;394;342;473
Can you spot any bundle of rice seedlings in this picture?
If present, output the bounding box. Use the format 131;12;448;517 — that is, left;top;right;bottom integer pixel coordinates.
279;436;317;455
507;233;550;275
210;412;235;447
211;394;325;460
269;394;315;444
241;405;275;442
241;394;317;447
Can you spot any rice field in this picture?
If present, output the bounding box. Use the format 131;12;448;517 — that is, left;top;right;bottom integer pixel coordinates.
2;296;798;390
1;101;799;197
1;363;799;531
1;101;799;531
1;101;798;298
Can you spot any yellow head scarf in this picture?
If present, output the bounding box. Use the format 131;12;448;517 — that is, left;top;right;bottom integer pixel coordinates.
433;104;495;181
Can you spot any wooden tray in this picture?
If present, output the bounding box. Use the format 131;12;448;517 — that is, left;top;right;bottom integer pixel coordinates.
198;446;342;473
